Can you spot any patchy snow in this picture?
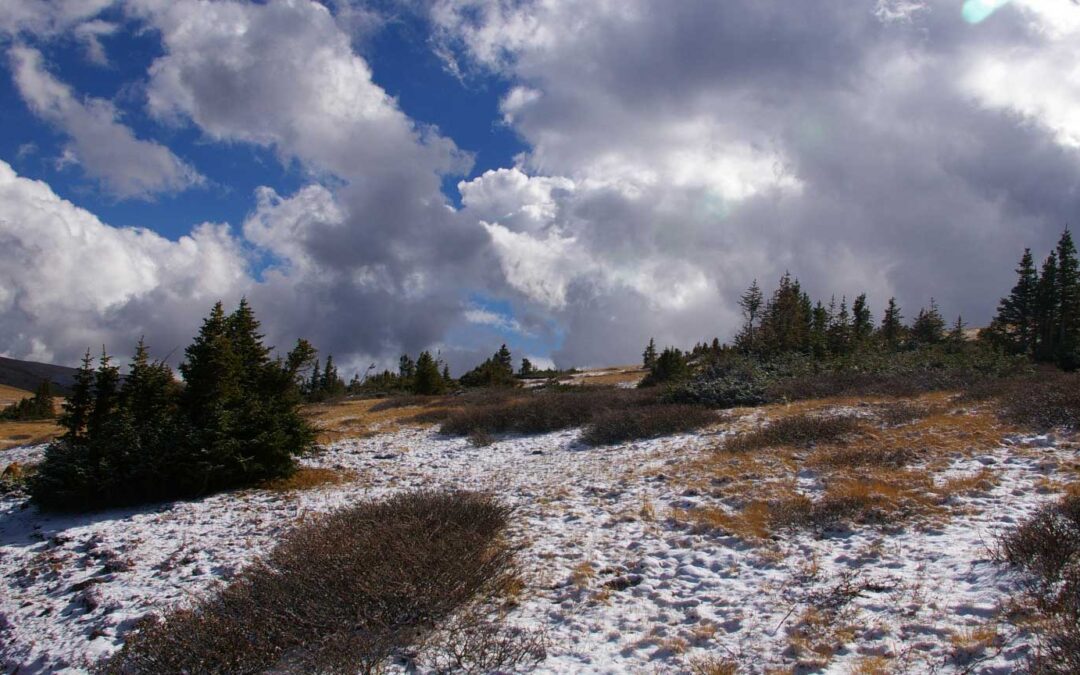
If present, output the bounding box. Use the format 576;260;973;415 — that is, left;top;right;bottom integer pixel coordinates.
0;419;1075;673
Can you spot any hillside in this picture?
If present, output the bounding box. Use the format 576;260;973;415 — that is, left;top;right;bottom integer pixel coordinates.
2;369;1078;672
0;356;77;394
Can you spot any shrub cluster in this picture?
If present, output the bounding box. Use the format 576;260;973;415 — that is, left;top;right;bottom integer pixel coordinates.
666;345;1028;409
30;300;314;511
0;379;55;421
997;371;1080;430
101;491;541;674
998;492;1080;673
723;413;861;453
581;404;716;446
440;388;657;439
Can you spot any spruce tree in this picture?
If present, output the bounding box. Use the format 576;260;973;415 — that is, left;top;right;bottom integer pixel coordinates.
1035;253;1060;362
1054;229;1080;369
495;344;513;372
87;349;121;441
852;294;873;345
398;354;415;381
990;249;1039;355
519;357;535;378
413;351;444;395
827;296;852;356
643;338;658;369
880;297;904;350
736;280;764;353
810;301;829;359
911;299;946;345
947;315;966;347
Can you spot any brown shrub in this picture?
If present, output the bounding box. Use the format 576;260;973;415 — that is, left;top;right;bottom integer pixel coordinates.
100;491;541;674
873;401;931;427
439;387;658;438
724;413;862;453
997;492;1080;674
581;404;716;446
258;466;357;492
368;395;443;412
998;372;1080;431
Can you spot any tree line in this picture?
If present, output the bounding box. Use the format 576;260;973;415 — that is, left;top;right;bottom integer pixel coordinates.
31;299;314;511
639;229;1079;385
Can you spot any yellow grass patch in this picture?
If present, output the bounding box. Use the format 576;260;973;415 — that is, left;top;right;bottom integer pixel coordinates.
0;419;62;452
669;394;1019;543
302;397;451;443
259;466;359;492
0;383;32;407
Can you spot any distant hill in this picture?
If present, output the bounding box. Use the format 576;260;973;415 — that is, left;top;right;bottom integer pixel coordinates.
0;356;77;395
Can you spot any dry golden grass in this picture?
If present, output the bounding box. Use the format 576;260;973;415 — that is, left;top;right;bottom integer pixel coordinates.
302;397;453;443
563;366;647;387
0;419;62;452
787;606;858;664
849;655;893;674
687;654;739;675
948;624;999;659
570;561;596;589
0;383;32;407
259;466;359;492
669;393;1017;543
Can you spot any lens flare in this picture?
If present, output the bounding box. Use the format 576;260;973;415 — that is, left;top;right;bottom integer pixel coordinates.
962;0;1013;24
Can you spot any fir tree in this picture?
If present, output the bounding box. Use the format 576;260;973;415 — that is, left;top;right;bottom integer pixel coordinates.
910;299;946;345
809;301;829;359
643;338;658;369
1054;229;1080;369
413;351;444;395
880;297;904;350
735;280;764;353
1035;253;1059;362
989;249;1039;355
87;349;120;441
852;294;873;344
398;354;415;381
827;296;852;355
948;315;966;346
59;350;95;442
519;357;535;378
640;347;689;387
495;344;513;372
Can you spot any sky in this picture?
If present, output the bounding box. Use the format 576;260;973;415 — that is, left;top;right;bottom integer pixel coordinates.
0;0;1078;376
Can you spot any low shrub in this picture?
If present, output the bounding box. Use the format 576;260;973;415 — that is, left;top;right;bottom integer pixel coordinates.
724;413;861;453
101;491;542;674
368;395;443;412
997;492;1080;673
872;401;930;427
664;357;768;408
580;404;717;446
439;388;658;438
997;372;1080;430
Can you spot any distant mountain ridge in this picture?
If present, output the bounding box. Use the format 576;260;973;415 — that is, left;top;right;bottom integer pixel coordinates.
0;356;77;394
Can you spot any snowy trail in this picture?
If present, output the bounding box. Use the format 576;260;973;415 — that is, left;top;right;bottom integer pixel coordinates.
0;423;1074;673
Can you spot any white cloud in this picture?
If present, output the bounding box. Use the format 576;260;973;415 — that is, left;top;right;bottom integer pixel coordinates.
9;46;204;199
0;159;247;362
459;168;574;232
463;304;532;335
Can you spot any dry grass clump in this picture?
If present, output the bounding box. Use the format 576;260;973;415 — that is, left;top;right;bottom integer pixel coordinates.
0;419;61;451
258;466;358;492
101;490;542;674
873;400;932;427
997;372;1080;431
368;394;444;412
997;491;1080;673
581;404;717;446
439;388;659;438
687;654;739;675
723;413;861;453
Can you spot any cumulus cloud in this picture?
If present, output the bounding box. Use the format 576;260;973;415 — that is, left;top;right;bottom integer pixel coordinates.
0;159;247;363
434;0;1080;365
9;46;204;199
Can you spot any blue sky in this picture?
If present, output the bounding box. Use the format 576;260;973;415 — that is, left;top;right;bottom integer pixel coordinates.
1;0;1078;373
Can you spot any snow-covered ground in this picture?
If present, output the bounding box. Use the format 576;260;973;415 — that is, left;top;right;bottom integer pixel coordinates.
0;414;1075;673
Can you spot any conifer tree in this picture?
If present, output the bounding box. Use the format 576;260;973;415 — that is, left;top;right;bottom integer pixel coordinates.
643;338;658;368
413;351;444;395
880;297;905;350
852;294;873;344
228;298;270;388
827;296;852;355
496;344;513;372
1054;229;1080;369
519;357;535;378
398;354;415;381
809;301;829;359
911;298;946;345
59;350;95;442
989;248;1039;355
1035;253;1060;362
948;315;966;346
442;364;452;383
87;349;120;441
309;358;321;395
736;280;764;353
